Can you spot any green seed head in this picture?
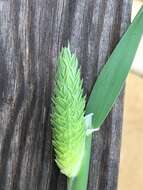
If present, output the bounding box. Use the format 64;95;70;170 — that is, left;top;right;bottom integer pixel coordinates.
51;47;86;177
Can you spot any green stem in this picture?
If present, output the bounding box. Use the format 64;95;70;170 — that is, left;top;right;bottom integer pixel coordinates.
67;133;92;190
67;177;74;190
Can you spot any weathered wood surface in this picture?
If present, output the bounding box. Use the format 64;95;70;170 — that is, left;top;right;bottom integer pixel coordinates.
0;0;132;190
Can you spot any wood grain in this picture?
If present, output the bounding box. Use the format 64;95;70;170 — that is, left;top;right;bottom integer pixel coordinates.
0;0;132;190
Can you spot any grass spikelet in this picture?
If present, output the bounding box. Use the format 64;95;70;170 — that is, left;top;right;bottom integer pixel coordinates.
51;47;86;177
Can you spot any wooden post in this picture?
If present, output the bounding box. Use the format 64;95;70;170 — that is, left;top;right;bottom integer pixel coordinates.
0;0;132;190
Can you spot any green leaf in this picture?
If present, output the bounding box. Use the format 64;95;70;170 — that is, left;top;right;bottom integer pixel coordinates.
86;5;143;129
68;5;143;190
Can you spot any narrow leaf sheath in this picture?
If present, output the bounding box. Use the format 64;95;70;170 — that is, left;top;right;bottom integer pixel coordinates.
51;47;86;178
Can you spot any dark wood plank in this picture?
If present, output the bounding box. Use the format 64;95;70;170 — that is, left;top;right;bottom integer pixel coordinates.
0;0;132;190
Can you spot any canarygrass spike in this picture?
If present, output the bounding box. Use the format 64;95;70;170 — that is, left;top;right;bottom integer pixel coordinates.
51;47;86;177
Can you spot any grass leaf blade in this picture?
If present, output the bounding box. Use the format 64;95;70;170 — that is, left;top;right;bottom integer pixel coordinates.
86;6;143;129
